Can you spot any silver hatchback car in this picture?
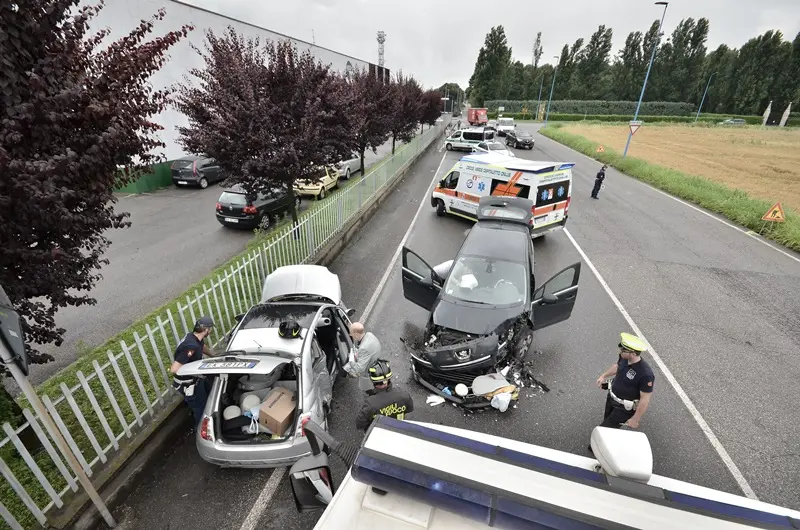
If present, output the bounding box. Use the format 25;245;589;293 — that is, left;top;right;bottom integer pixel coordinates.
177;265;356;468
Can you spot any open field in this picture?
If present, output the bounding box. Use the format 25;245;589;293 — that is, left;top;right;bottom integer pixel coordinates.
562;123;800;213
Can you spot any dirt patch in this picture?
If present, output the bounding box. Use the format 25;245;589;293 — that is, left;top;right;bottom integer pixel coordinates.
563;124;800;212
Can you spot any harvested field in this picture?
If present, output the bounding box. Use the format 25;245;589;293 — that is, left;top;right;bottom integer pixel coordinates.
562;123;800;212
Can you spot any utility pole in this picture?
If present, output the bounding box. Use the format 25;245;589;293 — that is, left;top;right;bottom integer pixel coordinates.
623;1;669;158
695;72;716;122
543;56;559;127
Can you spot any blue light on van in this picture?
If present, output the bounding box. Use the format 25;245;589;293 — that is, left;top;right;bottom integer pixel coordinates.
556;163;576;170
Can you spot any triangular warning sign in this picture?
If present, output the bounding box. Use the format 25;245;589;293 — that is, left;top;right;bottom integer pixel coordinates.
596;145;605;153
761;202;786;222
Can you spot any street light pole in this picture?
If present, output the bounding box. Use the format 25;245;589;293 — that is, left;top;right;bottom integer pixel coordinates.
695;72;716;122
623;1;669;158
543;56;560;128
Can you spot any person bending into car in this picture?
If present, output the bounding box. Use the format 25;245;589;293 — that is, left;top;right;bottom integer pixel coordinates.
355;360;414;432
170;316;216;428
343;322;382;390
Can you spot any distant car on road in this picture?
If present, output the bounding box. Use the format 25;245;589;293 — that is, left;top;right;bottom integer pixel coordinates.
294;166;340;200
336;153;361;180
719;118;746;126
216;185;300;230
471;141;515;158
172;156;224;189
505;129;535;150
177;264;357;468
496;117;516;136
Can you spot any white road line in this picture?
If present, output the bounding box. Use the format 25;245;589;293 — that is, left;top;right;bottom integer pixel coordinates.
536;131;800;266
362;151;450;324
563;227;758;500
238;466;286;530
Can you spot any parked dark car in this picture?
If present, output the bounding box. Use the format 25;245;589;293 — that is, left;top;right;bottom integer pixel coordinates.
505;130;535;150
216;185;301;230
172;156;224;189
400;196;581;407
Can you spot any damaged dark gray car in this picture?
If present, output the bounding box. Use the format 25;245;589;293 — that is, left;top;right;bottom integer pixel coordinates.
400;196;582;408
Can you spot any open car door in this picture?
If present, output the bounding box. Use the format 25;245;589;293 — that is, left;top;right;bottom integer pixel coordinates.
401;247;441;312
532;262;581;330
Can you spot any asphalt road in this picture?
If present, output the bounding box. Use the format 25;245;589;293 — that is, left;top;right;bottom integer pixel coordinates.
25;140;398;386
103;121;800;529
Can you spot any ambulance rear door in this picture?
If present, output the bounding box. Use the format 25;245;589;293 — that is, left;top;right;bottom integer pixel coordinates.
532;165;573;234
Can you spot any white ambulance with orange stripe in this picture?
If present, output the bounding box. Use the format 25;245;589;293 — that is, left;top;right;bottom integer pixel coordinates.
431;152;574;237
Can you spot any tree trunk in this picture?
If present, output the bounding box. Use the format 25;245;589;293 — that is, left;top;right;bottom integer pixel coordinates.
288;187;300;239
359;146;366;175
391;134;396;155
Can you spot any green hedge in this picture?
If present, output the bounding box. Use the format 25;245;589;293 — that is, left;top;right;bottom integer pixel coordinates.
486;99;696;116
486;112;764;125
539;125;800;253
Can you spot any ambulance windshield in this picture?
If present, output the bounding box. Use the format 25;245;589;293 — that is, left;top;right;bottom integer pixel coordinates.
443;256;526;306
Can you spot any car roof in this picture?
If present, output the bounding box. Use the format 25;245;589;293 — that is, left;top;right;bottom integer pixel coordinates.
260;265;342;305
459;222;530;264
176;155;204;161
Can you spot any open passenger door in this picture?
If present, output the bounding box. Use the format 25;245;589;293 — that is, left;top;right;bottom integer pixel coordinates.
401;247;441;312
532;262;581;330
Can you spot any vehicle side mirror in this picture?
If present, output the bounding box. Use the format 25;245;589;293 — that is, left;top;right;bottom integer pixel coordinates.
541;293;559;305
346;308;356;318
234;314;245;323
420;276;434;287
319;317;332;327
289;453;334;512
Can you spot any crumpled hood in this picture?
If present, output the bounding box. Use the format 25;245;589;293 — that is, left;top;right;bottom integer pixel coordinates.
431;298;522;336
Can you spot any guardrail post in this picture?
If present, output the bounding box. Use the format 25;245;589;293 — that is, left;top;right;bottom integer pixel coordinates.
305;220;315;258
358;179;363;209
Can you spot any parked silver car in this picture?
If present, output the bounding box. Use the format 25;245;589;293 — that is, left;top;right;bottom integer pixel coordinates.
177;265;356;468
336;153;361;180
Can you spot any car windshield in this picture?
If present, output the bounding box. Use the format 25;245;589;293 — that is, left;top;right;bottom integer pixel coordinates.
443;256;527;306
498;119;513;126
518;131;532;138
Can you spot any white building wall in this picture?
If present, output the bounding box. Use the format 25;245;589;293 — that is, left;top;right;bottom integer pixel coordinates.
84;0;373;160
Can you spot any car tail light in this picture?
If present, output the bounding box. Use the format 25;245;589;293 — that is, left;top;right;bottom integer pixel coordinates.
192;160;198;177
215;202;222;211
565;196;571;214
296;412;312;437
200;416;215;442
243;205;257;215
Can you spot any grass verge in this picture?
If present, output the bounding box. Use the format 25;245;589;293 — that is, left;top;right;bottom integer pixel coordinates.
539;125;800;253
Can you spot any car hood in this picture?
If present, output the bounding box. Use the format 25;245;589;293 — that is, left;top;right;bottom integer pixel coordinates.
431;298;522;336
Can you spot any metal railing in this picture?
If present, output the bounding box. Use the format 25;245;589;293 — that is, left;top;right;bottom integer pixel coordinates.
0;119;448;529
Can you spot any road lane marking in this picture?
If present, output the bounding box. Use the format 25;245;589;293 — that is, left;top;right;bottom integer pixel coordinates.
535;131;800;266
563;227;758;500
362;151;450;323
238;466;286;530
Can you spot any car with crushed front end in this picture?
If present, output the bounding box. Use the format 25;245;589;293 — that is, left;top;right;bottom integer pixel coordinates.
400;196;581;408
176;264;356;468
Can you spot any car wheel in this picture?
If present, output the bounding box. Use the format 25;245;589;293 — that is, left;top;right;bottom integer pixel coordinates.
258;214;272;230
345;168;351;180
445;143;453;151
319;188;327;200
514;328;534;359
436;199;446;217
199;177;209;189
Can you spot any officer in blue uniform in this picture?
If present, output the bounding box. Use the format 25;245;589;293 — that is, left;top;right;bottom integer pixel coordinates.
170;316;215;427
594;332;655;432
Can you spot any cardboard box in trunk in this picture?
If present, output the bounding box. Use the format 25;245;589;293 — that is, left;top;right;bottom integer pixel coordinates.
259;387;297;436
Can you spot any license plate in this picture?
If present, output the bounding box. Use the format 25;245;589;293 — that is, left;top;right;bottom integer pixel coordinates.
178;181;187;185
224;217;239;223
199;361;258;370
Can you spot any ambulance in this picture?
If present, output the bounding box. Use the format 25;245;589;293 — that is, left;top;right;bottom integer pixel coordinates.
431;152;574;237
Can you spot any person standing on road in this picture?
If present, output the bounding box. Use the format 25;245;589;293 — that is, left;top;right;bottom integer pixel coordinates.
591;165;607;199
344;322;382;391
355;360;415;432
170;316;216;428
593;332;655;439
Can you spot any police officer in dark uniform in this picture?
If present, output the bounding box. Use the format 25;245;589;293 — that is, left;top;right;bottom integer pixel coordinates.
594;332;655;438
355;359;415;432
591;165;607;199
170;316;215;428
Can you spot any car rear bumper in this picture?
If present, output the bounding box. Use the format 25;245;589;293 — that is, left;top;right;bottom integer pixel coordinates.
173;176;201;186
531;216;567;238
216;213;258;228
197;436;312;468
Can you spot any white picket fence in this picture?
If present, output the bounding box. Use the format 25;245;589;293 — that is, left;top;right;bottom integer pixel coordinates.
0;119;449;530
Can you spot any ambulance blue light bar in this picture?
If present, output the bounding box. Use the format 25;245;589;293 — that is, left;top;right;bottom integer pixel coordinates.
351;417;800;529
556;163;575;170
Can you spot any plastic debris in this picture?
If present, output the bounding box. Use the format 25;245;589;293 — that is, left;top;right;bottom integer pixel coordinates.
500;366;510;377
490;393;512;412
426;395;446;406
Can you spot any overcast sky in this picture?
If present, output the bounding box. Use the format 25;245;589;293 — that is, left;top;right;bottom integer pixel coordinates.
184;0;799;90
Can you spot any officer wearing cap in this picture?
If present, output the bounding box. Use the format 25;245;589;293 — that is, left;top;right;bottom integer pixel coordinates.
591;164;607;199
593;332;655;431
355;359;414;432
170;316;216;428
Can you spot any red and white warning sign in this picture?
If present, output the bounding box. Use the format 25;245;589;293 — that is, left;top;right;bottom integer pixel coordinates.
629;120;643;135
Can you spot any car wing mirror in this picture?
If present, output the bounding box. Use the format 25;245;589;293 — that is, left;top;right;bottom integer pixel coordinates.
541;293;559;305
234;313;245;323
346;308;356;318
289;453;334;512
318;316;332;327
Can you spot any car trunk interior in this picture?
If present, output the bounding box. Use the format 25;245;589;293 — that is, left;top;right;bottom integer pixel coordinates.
214;363;300;444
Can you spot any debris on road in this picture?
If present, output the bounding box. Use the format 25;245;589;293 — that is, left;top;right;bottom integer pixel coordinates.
426;395;446;406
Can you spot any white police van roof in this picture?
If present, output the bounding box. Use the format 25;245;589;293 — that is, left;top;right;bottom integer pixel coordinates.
260;265;342;306
315;417;800;529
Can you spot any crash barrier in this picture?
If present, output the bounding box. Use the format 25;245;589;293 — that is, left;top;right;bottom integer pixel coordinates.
0;118;449;530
